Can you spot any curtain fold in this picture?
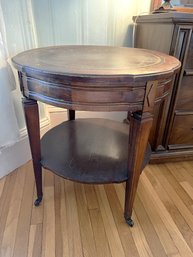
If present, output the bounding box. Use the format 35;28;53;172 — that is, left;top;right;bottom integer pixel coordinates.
0;4;19;151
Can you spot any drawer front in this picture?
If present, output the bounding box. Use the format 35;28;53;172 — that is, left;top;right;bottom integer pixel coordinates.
176;75;193;110
168;112;193;147
185;32;193;70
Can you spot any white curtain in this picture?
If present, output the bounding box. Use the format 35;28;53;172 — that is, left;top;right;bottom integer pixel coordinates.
0;4;19;151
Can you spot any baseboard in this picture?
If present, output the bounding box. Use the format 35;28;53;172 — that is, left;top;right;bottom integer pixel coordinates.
46;105;65;113
150;149;193;163
0;116;50;179
19;116;50;138
47;106;127;122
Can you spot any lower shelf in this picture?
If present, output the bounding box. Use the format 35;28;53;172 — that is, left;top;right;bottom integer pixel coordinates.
41;118;151;184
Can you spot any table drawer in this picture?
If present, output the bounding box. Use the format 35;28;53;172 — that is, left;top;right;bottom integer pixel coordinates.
168;112;193;147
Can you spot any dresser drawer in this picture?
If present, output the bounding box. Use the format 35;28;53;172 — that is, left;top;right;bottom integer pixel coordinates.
176;75;193;110
168;112;193;147
185;33;193;70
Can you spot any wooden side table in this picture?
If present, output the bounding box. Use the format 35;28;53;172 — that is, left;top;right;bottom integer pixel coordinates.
12;46;180;226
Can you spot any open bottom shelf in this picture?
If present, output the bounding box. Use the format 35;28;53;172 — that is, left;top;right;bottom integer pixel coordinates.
41;118;151;184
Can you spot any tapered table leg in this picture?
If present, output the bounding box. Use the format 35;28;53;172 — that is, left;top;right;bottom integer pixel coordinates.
124;81;157;226
124;112;153;226
22;98;43;206
67;110;75;120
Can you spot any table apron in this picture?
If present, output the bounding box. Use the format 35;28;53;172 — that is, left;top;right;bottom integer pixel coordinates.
21;75;174;112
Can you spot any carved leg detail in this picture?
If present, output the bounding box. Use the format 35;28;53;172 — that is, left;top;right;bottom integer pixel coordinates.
67;110;75;121
22;98;43;206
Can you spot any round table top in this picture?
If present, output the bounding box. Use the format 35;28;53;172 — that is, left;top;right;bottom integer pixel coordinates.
12;45;180;80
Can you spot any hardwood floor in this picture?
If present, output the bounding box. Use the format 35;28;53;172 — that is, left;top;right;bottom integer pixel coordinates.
1;161;193;257
1;113;193;257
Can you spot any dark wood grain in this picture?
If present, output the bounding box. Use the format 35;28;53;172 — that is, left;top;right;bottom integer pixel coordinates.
164;25;192;150
13;45;180;225
134;13;193;162
41;118;151;184
22;99;43;204
169;112;193;146
13;46;180;112
12;46;180;79
133;12;193;23
67;110;75;121
124;81;157;223
176;76;193;110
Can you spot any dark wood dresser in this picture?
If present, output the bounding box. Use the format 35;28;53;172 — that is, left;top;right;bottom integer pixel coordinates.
134;13;193;163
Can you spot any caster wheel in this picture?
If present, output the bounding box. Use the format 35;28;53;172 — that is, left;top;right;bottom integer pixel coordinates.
125;217;134;227
34;196;43;206
127;218;134;227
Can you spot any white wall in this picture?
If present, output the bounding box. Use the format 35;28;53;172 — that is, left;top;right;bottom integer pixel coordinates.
32;0;151;47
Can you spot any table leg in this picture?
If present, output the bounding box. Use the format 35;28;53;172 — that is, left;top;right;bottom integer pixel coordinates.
124;111;153;226
67;110;75;120
22;98;43;206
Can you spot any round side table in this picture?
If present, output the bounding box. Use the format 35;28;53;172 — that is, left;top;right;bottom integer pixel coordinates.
12;45;180;226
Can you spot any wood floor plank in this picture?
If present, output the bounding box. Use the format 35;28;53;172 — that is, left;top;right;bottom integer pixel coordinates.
65;180;83;257
85;185;112;257
131;211;154;257
134;194;168;257
138;175;179;256
0;167;26;257
140;173;193;257
0;171;17;252
180;181;193;200
54;176;70;257
84;184;98;210
165;163;193;210
2;147;193;257
105;184;140;257
169;254;182;257
146;166;193;252
95;185;125;257
27;225;36;257
32;224;43;257
42;171;55;257
165;162;187;182
180;162;193;187
114;181;153;257
27;224;42;257
154;164;193;231
60;179;70;257
114;182;167;257
13;163;35;257
75;183;97;257
54;176;63;257
89;209;112;257
180;181;193;214
0;176;6;199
